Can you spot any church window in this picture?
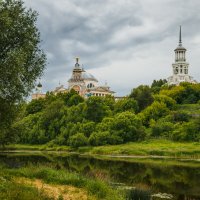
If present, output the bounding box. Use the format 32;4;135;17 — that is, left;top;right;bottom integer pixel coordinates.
185;68;188;74
87;83;95;88
180;65;183;73
175;67;178;74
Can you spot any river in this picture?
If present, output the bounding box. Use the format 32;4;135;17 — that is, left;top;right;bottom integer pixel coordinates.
0;152;199;200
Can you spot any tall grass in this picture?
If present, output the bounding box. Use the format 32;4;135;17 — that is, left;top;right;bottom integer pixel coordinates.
0;176;52;200
3;139;200;159
0;164;124;200
126;189;151;200
83;139;200;158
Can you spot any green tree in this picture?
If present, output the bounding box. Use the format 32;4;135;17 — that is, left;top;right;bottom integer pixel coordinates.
64;103;85;123
67;94;84;106
171;111;190;122
84;96;111;122
172;119;200;142
0;0;46;101
151;79;167;93
80;121;96;137
96;117;114;132
68;133;88;147
160;83;200;104
26;98;45;115
111;112;146;142
13;112;42;144
102;95;116;111
153;94;176;109
140;102;170;126
0;0;46;145
0;101;19;145
40;100;65;140
114;98;139;113
130;85;153;111
151;121;174;138
89;131;112;146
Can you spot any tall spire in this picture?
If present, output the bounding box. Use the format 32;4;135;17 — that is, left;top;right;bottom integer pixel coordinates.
75;57;79;64
74;57;81;69
179;26;182;46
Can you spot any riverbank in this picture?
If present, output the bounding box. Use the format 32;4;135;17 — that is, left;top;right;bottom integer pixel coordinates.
1;150;200;199
79;140;200;158
2;140;200;158
0;165;123;200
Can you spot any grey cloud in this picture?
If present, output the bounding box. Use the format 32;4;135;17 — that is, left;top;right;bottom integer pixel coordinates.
24;0;200;96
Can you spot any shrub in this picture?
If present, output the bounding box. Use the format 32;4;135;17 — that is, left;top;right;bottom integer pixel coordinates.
68;133;88;147
114;98;139;113
130;85;153;111
111;112;146;142
89;131;112;146
153;94;176;109
151;122;174;138
140;102;170;126
171;111;190;122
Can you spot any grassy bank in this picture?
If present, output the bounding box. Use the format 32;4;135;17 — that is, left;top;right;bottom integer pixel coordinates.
0;176;52;200
2;140;200;158
1;144;71;151
0;165;123;200
79;140;200;158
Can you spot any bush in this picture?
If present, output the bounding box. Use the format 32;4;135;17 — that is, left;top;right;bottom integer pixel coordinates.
89;131;112;146
67;94;84;106
84;96;112;122
130;85;153;111
114;98;139;113
68;133;88;147
80;121;96;137
172;119;200;142
151;122;174;138
25;99;45;115
111;112;146;142
160;83;200;104
153;94;176;109
140;102;170;126
171;111;190;122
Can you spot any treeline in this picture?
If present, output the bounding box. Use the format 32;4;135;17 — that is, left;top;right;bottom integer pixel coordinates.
13;81;200;147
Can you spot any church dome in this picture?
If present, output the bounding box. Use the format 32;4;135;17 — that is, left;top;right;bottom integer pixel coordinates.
175;45;186;51
81;71;98;82
37;82;42;88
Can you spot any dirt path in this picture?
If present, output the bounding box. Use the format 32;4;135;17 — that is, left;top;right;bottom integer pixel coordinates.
16;177;95;200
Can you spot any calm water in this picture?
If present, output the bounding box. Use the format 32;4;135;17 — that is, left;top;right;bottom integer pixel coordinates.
0;152;200;200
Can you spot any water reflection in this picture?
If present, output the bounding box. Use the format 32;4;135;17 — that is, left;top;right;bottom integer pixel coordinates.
0;152;199;200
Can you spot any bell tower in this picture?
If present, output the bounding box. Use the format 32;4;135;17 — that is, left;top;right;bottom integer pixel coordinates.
72;57;83;81
173;26;188;76
167;26;196;85
68;57;85;95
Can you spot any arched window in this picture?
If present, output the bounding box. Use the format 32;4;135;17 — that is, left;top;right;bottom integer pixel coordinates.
175;67;178;74
180;65;183;73
184;68;188;74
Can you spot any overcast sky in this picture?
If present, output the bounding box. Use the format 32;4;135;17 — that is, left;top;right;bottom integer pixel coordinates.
24;0;200;96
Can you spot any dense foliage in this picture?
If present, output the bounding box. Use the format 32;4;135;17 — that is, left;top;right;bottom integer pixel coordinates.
12;82;200;147
0;0;46;145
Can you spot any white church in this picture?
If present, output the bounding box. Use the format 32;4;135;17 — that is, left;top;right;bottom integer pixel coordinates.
32;26;198;100
167;26;197;85
32;58;115;100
